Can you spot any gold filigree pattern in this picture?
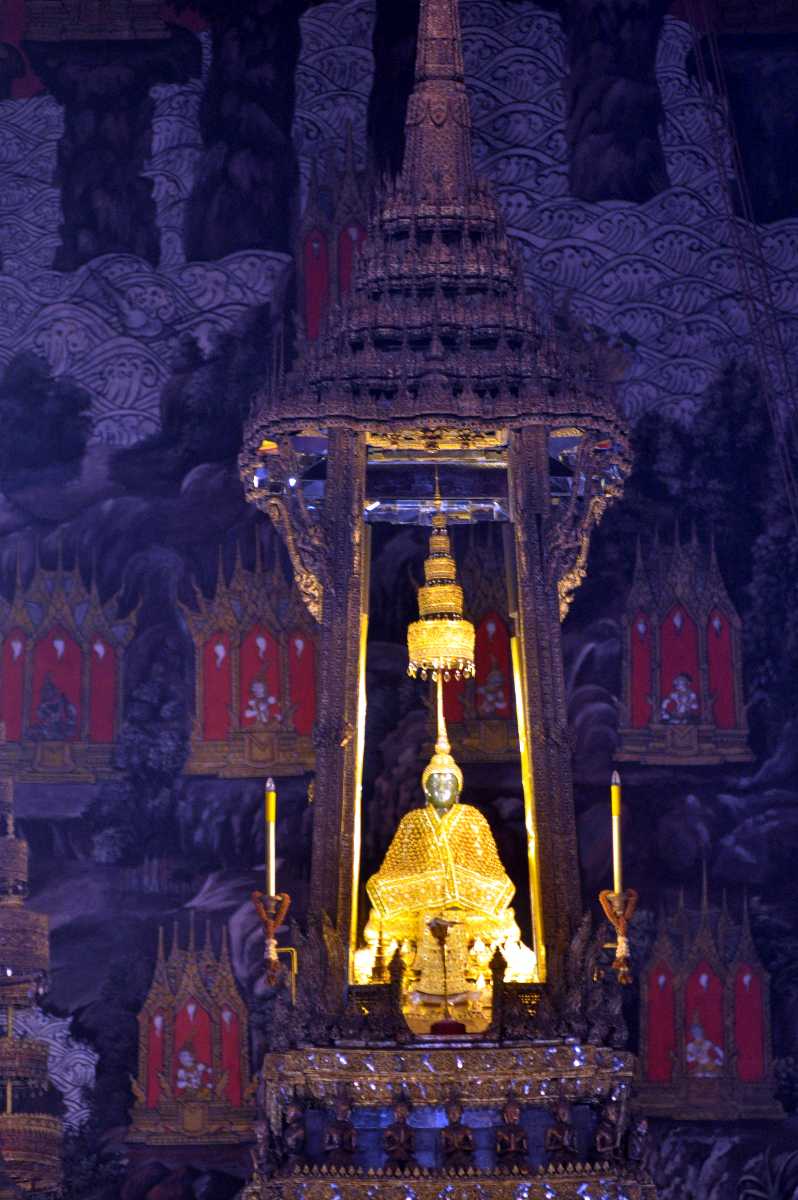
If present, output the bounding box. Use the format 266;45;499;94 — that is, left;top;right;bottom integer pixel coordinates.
263;1044;635;1116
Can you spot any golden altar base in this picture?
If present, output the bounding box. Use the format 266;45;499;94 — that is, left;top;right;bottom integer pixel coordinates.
257;1162;656;1200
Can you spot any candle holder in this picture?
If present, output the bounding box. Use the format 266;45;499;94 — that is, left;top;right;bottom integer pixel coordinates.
598;888;638;985
252;890;292;988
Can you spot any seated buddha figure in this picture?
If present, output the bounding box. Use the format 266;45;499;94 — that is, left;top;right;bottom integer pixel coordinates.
361;690;536;1010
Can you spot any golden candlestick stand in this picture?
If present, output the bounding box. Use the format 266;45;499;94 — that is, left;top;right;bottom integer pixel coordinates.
598;888;639;986
252;777;298;993
598;772;637;984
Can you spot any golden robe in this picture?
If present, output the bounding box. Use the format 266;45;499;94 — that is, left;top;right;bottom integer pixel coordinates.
366;803;515;943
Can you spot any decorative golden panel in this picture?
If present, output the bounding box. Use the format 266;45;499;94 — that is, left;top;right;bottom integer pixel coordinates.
262;1044;636;1121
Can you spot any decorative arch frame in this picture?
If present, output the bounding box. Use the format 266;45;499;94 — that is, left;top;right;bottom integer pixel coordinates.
617;535;751;765
179;538;317;777
637;895;780;1120
129;922;255;1146
0;554;136;782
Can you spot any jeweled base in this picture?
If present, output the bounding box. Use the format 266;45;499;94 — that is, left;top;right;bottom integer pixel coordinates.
251;1163;656;1200
254;1042;655;1200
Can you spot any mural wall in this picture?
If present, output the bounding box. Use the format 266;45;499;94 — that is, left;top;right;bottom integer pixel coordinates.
1;1;798;1198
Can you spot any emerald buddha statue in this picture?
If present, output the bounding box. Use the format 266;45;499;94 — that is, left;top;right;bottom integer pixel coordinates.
357;681;537;1016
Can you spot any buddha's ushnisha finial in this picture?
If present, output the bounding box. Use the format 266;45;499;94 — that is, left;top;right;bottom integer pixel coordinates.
422;675;464;793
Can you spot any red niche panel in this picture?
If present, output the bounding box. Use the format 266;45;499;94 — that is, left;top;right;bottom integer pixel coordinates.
31;626;81;741
221;1005;242;1106
89;637;116;743
646;960;676;1082
173;1000;213;1097
338;223;367;299
734;963;765;1082
443;676;466;724
659;605;700;724
0;628;27;742
475;611;512;719
685;961;725;1077
202;631;232;741
147;1010;166;1108
630;610;653;728
288;629;316;736
303;229;330;341
240;625;281;729
707;608;736;730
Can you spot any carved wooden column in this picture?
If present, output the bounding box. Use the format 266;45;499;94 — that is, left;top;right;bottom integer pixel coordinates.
309;429;368;956
507;425;582;964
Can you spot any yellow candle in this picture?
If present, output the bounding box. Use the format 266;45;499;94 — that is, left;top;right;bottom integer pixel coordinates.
265;777;277;897
611;769;622;895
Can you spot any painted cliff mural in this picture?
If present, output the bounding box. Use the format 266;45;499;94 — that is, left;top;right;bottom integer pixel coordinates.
0;0;797;1197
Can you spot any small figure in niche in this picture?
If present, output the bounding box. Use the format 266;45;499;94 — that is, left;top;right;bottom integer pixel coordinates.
244;677;282;726
495;1094;528;1169
627;1114;650;1170
31;675;77;741
594;1099;622;1161
544;1099;578;1165
476;655;509;717
283;1098;307;1167
441;1096;475;1168
324;1093;356;1167
174;1044;213;1099
685;1015;724;1077
660;672;699;724
251;1119;269;1176
383;1093;415;1169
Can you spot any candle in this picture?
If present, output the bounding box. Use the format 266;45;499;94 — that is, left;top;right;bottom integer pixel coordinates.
265;777;277;897
611;769;623;895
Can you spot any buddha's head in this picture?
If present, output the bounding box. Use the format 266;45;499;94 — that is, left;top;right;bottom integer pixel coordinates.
421;678;464;811
422;762;462;811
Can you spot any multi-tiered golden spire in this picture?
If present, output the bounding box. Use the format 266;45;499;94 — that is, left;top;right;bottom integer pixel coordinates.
407;494;475;682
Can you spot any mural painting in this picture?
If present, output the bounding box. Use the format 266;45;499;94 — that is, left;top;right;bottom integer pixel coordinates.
0;0;797;1198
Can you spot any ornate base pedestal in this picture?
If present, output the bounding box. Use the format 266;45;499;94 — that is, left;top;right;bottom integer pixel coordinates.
250;1042;655;1200
253;1164;656;1200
